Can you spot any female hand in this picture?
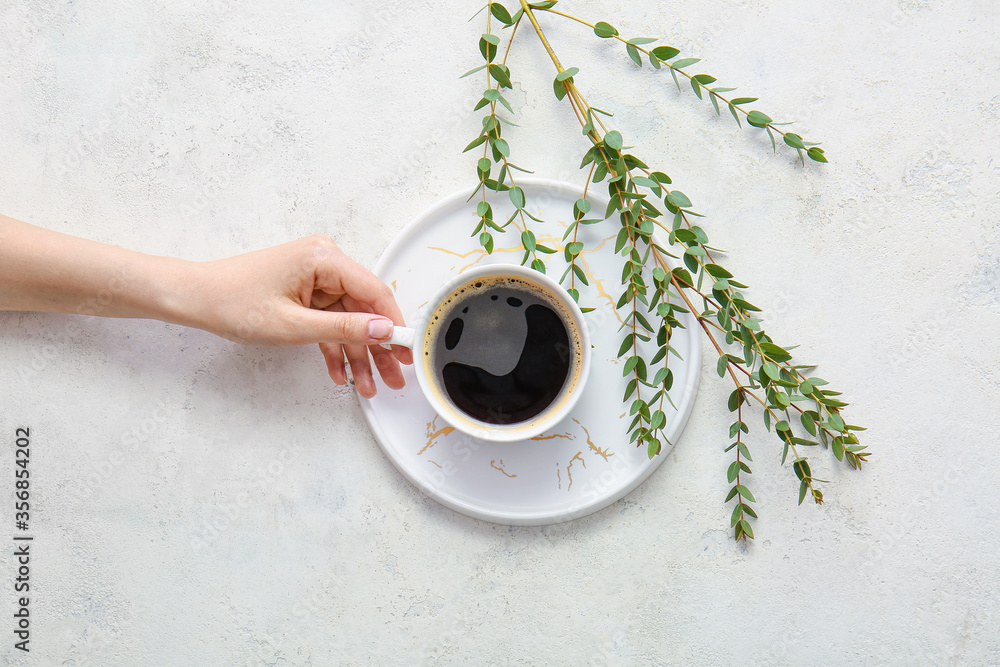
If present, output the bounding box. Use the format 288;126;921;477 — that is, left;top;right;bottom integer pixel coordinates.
184;234;412;398
0;215;410;397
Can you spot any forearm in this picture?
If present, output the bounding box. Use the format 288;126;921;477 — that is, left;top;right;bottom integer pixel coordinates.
0;216;409;394
0;214;196;325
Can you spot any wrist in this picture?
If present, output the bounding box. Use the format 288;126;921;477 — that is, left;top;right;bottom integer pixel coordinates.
148;257;216;333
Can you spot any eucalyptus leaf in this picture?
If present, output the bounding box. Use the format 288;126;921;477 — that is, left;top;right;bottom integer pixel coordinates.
626;43;642;66
594;21;618;38
671;57;700;69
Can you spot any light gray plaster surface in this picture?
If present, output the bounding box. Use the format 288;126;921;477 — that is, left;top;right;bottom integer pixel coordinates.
1;0;998;664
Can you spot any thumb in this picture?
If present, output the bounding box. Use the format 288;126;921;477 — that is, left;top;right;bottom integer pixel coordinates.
290;308;396;346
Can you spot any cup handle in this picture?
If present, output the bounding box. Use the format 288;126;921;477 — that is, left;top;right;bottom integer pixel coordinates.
388;326;415;349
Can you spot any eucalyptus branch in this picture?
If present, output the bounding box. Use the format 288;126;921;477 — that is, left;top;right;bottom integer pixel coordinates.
464;6;557;271
465;1;868;542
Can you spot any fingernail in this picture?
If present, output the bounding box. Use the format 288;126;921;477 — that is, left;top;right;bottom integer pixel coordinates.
368;318;393;340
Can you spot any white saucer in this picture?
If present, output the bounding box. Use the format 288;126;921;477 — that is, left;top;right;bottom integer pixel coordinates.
361;178;700;525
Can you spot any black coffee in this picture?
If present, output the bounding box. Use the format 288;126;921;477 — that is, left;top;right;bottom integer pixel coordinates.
424;276;580;425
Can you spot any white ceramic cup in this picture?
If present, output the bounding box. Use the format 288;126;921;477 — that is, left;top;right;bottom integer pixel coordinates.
387;263;591;442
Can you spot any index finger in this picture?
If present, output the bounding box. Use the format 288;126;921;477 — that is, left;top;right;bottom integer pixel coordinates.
312;243;412;364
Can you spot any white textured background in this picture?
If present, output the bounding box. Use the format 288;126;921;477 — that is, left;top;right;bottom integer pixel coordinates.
1;0;998;664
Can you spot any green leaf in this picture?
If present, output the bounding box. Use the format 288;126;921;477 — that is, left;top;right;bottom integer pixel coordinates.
759;341;792;362
828;412;846;432
479;34;500;62
728;103;741;126
626;43;642;66
651;46;680;60
692;74;717;85
618;334;635;358
594;21;618;38
735;485;755;502
566;241;583;255
671;57;700;69
730;97;758;105
807;147;828;163
666;190;692;208
623;355;640;376
798;480;808;505
647;438;661;458
746;110;772;128
461;64;488;79
530;258;546;273
653;366;672;388
605;130;624;150
632;175;660;191
703;263;732;279
684;245;706;257
493;137;510;157
783;132;805;149
489;2;513;25
727;388;742;412
801;412;817;436
464;135;487;152
728;460;741;483
553;77;567;100
556;67;579;82
628;37;658;45
832;439;845;461
520;229;535;251
730;502;744;526
480;232;494;254
488;63;512;88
